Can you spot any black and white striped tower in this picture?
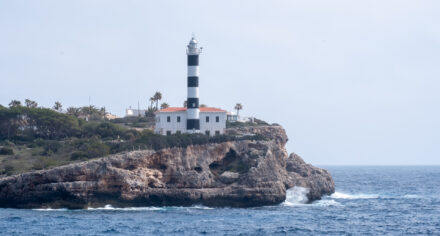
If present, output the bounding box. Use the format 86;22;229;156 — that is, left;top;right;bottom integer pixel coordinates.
186;36;202;132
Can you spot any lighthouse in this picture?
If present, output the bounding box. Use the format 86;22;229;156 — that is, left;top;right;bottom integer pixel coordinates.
186;36;202;132
154;36;226;136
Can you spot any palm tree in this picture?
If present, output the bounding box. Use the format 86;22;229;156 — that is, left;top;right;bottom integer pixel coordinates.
234;103;243;117
149;97;155;110
153;92;162;110
53;101;62;112
160;103;169;109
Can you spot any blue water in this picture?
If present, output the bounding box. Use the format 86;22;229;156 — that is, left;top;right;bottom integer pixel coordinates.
1;166;440;235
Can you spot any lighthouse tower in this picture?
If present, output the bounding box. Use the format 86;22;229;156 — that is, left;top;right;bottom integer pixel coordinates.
186;36;202;132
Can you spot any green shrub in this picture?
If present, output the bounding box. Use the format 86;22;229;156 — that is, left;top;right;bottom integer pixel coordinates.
0;147;14;155
85;141;110;158
3;164;15;175
81;122;125;139
71;151;87;160
42;140;62;154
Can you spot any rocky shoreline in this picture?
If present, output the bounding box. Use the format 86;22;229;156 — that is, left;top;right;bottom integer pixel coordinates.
0;126;334;209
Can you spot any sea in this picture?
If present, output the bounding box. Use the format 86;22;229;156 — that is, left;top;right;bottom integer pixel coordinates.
1;166;439;235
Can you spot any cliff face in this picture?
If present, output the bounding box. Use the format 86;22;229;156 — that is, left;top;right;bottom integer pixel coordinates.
0;126;334;209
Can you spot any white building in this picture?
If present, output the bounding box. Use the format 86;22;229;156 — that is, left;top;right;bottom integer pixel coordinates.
155;107;226;136
154;36;227;136
125;106;147;117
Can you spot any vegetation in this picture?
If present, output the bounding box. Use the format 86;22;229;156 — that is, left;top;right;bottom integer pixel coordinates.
110;116;155;129
25;99;38;108
66;105;106;121
0;99;267;177
226;118;271;128
148;91;163;111
0;147;13;155
53;101;62;112
234;103;243;117
160;103;169;109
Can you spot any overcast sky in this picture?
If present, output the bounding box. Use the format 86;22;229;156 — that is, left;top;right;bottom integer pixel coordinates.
1;0;439;165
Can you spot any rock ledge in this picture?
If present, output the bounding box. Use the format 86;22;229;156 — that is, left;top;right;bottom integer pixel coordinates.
0;126;334;208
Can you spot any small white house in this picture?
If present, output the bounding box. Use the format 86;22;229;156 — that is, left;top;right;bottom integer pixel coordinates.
126;108;147;117
155;107;227;136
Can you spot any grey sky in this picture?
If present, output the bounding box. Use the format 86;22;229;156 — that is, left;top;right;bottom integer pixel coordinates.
1;1;439;165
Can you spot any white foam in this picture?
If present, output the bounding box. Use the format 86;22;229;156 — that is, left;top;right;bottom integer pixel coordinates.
187;205;214;210
312;199;342;207
33;208;69;211
86;204;214;211
282;186;310;206
403;194;421;199
331;192;379;199
87;205;162;211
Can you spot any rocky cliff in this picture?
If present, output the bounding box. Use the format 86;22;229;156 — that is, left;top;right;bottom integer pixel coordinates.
0;126;334;209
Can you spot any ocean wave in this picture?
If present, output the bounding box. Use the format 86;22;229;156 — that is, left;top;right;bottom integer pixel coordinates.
312;199;342;207
87;205;163;211
330;192;379;199
33;208;69;211
34;204;215;211
186;205;215;210
331;192;424;200
282;187;343;207
402;194;421;199
282;187;310;206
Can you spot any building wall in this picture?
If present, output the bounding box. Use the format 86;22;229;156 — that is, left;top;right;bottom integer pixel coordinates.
199;112;227;135
154;112;187;135
155;111;226;136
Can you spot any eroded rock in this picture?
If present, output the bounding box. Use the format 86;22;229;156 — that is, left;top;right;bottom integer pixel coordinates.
0;126;335;209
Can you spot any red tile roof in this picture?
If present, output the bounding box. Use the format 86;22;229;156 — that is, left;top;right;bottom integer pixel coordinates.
157;107;226;113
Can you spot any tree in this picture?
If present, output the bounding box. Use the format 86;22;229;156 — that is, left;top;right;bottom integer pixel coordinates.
160;103;169;109
9;100;21;108
183;100;187;108
200;104;207;108
66;107;81;117
53;101;62;112
25;99;38;108
100;107;106;120
234;103;243;117
153;92;162;110
149;97;155;110
79;105;104;121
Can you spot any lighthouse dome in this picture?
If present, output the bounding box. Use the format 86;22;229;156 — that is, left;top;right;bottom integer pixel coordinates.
189;37;198;45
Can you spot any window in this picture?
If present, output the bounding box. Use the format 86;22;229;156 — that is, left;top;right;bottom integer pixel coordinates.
205;130;210;136
216;116;219;122
167;116;171;122
206;116;209;122
166;131;171;136
215;130;220;135
176;130;181;134
177;116;181;122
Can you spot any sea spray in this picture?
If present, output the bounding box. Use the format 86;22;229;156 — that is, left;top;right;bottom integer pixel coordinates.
282;187;343;207
282;186;310;206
